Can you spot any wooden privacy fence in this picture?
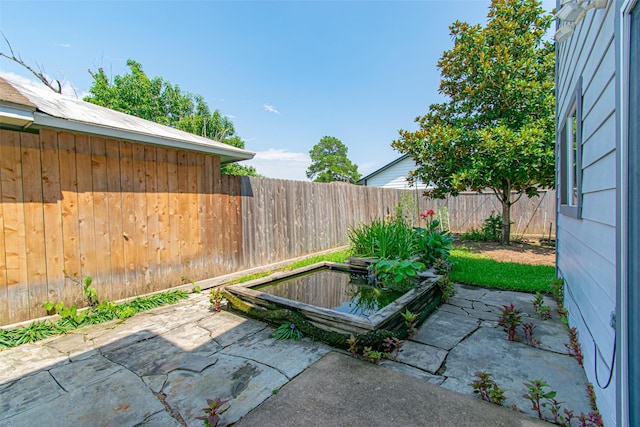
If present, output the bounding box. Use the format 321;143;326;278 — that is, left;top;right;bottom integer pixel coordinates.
406;188;556;238
0;127;555;325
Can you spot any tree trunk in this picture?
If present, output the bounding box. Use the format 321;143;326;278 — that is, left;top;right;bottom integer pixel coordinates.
501;198;512;245
500;183;512;245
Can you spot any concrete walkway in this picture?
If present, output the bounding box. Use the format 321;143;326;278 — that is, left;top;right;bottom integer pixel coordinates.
0;285;592;426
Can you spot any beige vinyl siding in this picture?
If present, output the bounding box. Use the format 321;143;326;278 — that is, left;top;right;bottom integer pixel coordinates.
556;2;617;424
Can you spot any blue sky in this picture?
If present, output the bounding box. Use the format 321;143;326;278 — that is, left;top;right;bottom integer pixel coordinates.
0;0;555;181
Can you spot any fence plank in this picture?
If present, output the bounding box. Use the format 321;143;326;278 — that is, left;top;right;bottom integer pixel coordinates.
155;147;171;279
145;145;160;290
119;141;137;298
40;129;65;308
167;148;180;281
0;129;29;322
132;143;149;293
75;133;97;306
90;136;112;302
20;132;47;318
105;139;124;301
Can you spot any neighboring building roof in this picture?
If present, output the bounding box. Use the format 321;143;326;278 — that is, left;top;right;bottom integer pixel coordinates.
0;75;254;163
357;154;412;185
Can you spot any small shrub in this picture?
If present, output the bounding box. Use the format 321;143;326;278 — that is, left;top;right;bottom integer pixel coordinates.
523;379;556;420
196;398;229;427
498;303;522;341
460;213;507;242
414;226;454;267
209;287;225;312
470;371;506;405
533;292;551;320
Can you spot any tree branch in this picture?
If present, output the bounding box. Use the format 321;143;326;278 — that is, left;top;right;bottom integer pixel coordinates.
0;32;62;93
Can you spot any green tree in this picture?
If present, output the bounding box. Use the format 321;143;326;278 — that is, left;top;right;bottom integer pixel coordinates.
392;0;555;244
306;136;361;183
85;59;261;177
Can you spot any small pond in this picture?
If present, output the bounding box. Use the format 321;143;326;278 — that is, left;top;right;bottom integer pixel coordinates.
253;269;404;319
225;262;442;336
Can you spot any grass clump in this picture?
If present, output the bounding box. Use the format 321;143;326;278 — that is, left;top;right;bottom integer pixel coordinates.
283;249;350;270
0;290;189;349
449;247;554;293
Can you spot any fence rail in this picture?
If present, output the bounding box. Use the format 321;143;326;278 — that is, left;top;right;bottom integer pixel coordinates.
0;128;555;326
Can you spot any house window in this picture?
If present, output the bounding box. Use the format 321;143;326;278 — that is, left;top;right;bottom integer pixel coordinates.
559;78;582;218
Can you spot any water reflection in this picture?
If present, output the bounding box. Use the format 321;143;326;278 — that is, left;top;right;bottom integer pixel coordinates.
255;269;403;318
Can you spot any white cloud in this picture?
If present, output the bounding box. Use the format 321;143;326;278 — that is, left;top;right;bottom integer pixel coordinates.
263;104;280;114
244;149;310;181
224;114;236;119
57;43;71;48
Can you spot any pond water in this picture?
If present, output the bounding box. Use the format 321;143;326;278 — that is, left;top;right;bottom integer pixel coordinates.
254;268;404;318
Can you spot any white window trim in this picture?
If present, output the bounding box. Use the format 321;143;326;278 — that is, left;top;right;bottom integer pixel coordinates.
559;77;583;218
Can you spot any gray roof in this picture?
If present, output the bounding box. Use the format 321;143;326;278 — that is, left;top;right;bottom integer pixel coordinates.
0;75;254;163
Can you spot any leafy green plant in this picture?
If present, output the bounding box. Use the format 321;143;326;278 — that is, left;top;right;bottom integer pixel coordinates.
414;227;454;267
402;309;418;337
43;301;56;315
550;278;565;307
523;322;540;347
523;379;556;420
470;371;506;405
533;292;551;320
209;287;225;312
196;398;229;427
565;327;584;366
460;213;508;242
347;335;359;357
498;303;522;341
62;271;98;307
481;213;503;242
362;346;383;364
383;336;404;359
272;322;303;340
370;258;425;292
437;276;456;303
433;257;453;275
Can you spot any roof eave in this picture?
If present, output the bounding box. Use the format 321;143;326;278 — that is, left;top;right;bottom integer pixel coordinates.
32;112;255;163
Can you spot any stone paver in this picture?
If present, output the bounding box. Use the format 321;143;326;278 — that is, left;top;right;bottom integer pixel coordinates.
163;354;289;426
441;327;591;419
413;309;479;350
394;340;448;374
0;285;593;426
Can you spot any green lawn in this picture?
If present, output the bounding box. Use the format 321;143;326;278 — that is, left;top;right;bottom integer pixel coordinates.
449;247;554;293
227;249;351;285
